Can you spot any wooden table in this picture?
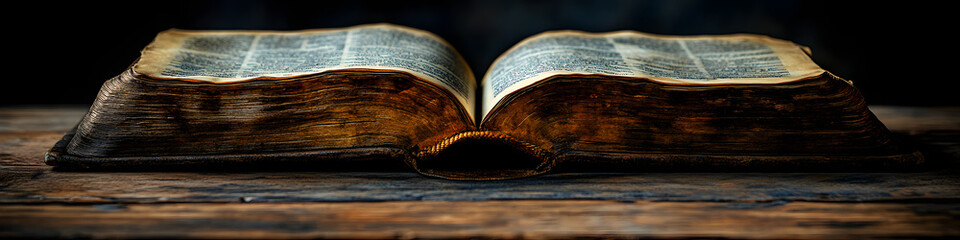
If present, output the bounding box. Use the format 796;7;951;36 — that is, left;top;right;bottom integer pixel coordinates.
2;105;959;239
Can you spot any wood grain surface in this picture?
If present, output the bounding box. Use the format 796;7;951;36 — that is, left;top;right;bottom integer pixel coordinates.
2;166;959;203
1;105;959;239
3;201;958;239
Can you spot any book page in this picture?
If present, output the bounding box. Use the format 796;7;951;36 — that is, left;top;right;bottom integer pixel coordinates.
135;24;476;119
481;31;824;118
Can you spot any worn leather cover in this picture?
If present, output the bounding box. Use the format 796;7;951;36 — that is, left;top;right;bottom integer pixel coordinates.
47;69;923;180
46;68;473;175
481;73;923;174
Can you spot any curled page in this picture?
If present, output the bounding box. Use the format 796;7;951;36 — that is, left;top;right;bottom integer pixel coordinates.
481;31;825;118
135;24;476;119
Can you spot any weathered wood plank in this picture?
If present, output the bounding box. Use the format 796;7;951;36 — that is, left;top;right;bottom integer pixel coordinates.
870;106;960;162
0;106;87;133
870;106;960;132
0;106;86;166
2;165;958;203
0;132;64;166
2;200;958;239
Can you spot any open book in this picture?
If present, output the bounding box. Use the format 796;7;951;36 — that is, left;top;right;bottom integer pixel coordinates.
47;24;922;180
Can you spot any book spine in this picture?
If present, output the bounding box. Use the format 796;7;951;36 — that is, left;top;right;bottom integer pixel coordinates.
410;131;553;180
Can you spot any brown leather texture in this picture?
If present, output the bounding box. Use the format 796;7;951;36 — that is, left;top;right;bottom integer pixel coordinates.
48;70;922;180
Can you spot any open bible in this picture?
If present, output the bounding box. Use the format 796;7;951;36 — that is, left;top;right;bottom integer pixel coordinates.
46;24;922;180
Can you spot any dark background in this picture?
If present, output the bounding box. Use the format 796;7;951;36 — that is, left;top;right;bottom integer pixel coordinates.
6;0;957;106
